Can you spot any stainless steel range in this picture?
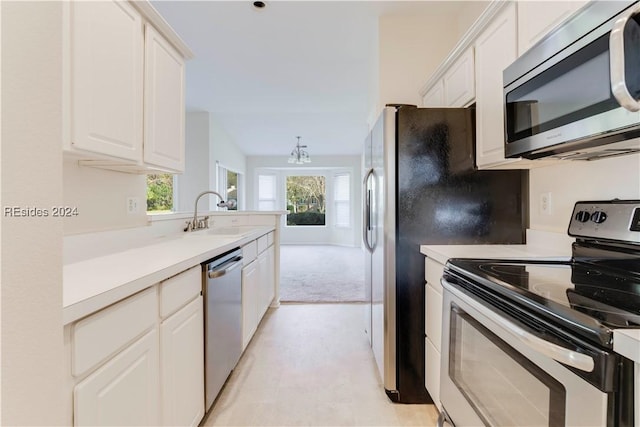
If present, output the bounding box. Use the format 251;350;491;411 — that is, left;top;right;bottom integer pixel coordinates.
439;200;639;427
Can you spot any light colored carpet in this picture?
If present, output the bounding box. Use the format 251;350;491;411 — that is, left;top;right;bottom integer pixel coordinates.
279;245;366;303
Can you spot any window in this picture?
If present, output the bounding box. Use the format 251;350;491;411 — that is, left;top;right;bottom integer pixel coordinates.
226;170;238;210
257;174;277;211
334;173;350;227
217;164;241;210
147;174;174;213
286;176;326;226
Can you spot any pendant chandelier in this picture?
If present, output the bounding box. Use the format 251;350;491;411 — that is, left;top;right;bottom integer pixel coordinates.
287;136;311;164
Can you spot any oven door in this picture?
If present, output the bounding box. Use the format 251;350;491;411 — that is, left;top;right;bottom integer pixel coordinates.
440;280;609;427
503;1;640;159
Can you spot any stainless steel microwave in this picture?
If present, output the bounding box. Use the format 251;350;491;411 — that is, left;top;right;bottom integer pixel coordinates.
503;1;640;161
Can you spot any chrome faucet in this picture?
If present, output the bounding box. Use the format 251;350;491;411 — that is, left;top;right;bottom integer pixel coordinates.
184;190;232;232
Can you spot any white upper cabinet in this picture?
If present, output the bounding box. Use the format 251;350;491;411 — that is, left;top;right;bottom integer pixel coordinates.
443;47;475;107
421;47;475;108
422;81;445;107
143;24;186;172
65;1;192;174
517;1;588;55
474;2;521;169
418;1;583;170
70;0;143;162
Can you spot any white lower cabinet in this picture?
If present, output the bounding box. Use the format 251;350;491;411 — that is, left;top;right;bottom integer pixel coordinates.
424;257;446;411
258;245;275;317
425;337;442;412
160;296;204;427
71;266;205;427
241;234;276;351
242;259;259;350
74;329;160;426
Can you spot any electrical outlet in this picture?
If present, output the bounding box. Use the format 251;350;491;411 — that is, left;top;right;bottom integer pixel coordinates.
127;197;139;214
540;192;552;215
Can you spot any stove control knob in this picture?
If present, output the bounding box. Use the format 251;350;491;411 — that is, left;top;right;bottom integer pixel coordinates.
575;211;591;223
591;211;608;224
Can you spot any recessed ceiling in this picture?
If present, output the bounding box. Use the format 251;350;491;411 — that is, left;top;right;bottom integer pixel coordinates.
152;1;469;157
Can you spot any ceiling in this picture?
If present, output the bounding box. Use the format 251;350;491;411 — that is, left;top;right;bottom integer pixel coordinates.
152;1;468;157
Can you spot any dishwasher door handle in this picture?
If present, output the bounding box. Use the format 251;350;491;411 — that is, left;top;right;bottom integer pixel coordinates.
208;256;243;279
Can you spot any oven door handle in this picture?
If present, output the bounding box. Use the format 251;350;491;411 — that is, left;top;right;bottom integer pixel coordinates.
610;2;640;112
444;281;596;373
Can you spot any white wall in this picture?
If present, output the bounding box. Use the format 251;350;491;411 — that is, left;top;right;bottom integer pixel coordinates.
176;112;210;212
456;1;490;39
529;155;640;232
63;159;148;234
1;2;66;424
377;12;460;112
210;114;246;176
177;112;247;212
246;155;362;246
209;114;246;209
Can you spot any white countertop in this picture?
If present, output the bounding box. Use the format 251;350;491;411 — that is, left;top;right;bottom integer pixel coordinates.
613;330;640;364
420;243;571;265
420;229;574;264
63;226;274;325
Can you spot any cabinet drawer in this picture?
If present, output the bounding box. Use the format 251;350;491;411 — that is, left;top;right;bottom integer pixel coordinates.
243;240;257;265
257;234;268;254
425;257;445;294
72;286;157;376
267;231;274;247
159;266;201;319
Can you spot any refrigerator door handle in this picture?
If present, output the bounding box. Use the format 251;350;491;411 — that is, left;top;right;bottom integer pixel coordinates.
362;168;375;253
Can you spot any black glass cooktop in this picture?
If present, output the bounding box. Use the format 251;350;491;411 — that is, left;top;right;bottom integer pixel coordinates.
445;258;640;347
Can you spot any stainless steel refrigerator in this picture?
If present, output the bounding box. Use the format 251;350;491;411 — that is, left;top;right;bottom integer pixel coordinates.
362;105;527;404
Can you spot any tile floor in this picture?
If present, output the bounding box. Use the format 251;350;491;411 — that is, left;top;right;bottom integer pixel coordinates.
202;304;439;427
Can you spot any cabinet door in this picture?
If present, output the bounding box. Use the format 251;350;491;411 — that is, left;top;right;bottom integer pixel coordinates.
241;261;259;350
160;296;204;427
74;329;160;426
71;0;143;161
475;3;520;169
425;337;442;411
517;1;588;55
422;81;445;107
426;284;443;352
257;246;275;318
143;25;186;172
443;48;475;107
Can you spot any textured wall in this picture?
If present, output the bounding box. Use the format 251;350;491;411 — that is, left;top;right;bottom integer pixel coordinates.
1;2;66;424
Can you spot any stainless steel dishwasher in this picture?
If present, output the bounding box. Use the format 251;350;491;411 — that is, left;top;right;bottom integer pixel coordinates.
202;248;243;412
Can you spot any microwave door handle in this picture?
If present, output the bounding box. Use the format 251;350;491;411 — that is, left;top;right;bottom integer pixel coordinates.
443;280;596;373
610;2;640;112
